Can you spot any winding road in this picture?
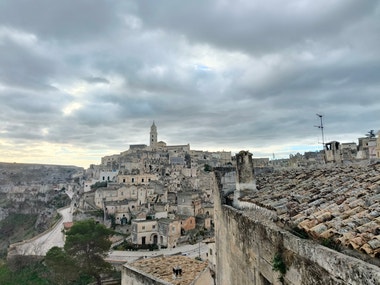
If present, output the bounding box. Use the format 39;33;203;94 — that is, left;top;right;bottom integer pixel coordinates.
12;206;72;256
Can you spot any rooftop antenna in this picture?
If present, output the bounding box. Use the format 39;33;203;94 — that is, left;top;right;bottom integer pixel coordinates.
315;114;325;150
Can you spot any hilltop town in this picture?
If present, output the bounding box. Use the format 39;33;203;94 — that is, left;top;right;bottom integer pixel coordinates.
77;122;232;249
1;123;380;284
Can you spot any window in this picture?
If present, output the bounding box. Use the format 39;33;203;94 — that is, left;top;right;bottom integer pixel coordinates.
209;249;213;255
123;178;125;183
142;178;144;182
142;226;145;230
152;225;156;229
132;178;135;183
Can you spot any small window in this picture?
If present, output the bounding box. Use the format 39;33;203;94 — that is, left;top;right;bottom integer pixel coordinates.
142;178;144;182
142;226;145;230
132;178;135;183
123;178;126;183
152;225;156;229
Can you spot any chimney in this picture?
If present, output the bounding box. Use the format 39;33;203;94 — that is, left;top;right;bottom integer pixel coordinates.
236;151;256;191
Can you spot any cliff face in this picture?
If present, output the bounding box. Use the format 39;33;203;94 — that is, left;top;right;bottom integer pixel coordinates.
0;162;83;256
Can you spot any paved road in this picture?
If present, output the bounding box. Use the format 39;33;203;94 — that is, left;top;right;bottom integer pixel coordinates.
14;206;72;255
106;242;209;264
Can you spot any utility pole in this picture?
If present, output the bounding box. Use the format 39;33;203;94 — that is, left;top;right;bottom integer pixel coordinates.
315;114;325;150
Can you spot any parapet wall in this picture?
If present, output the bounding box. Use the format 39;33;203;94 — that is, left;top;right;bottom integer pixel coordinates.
214;181;380;285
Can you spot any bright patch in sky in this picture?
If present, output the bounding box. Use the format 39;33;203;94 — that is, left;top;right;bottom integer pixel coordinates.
63;102;83;116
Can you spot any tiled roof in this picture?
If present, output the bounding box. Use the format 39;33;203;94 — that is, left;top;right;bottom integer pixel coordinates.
241;163;380;258
129;255;208;285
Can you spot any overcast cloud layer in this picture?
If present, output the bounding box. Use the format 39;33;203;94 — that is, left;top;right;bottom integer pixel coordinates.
1;0;379;167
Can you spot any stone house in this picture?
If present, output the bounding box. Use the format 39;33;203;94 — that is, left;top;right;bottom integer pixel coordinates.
357;137;377;159
178;215;196;232
131;218;181;248
131;219;158;245
157;218;181;249
121;255;213;285
196;215;212;230
117;173;158;185
94;185;140;207
104;199;137;225
341;142;358;161
177;191;202;216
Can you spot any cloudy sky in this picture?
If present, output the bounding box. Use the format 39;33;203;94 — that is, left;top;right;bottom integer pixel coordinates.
1;1;379;168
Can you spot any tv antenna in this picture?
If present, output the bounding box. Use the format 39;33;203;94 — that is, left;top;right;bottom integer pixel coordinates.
314;114;325;149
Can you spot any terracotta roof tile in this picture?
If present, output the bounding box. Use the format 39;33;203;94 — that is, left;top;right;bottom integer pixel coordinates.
129;255;208;285
247;164;380;258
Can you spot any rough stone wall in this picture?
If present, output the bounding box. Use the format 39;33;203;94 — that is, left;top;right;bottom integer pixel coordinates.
214;171;380;285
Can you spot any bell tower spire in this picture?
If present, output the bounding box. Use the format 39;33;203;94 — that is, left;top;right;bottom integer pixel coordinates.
150;121;158;147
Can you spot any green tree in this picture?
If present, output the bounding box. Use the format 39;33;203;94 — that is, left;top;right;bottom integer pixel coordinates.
45;247;79;284
47;219;113;285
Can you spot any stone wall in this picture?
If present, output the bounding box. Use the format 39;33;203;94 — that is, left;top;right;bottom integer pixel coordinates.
214;171;380;285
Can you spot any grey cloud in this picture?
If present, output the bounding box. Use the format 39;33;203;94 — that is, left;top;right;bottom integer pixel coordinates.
133;0;379;54
0;36;57;90
0;0;379;165
83;76;110;84
0;0;123;41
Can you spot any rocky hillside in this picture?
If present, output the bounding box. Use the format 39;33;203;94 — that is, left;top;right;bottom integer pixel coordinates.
0;162;84;257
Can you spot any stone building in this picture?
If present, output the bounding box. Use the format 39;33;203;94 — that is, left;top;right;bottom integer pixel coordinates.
357;137;377;160
121;255;213;285
214;151;380;285
177;191;202;216
131;218;181;249
178;215;196;232
341;142;358;161
150;121;158;148
117;173;158;185
131;219;158;245
157;218;181;248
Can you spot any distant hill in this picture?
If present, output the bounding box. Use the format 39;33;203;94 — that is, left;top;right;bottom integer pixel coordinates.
0;162;84;258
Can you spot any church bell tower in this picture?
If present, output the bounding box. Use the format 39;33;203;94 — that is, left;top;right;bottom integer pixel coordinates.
150;121;158;147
